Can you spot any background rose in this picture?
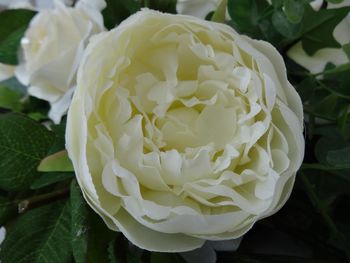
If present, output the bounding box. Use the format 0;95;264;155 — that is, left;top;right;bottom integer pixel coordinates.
287;0;350;74
15;0;105;123
67;10;304;252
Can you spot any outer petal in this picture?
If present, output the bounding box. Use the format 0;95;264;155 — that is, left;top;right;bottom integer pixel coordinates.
81;184;206;252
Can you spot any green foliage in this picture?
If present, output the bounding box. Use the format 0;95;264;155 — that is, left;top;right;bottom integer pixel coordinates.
272;9;302;38
71;180;89;263
101;0;177;28
0;200;72;263
49;121;67;153
301;6;350;55
149;0;177;14
342;43;350;60
283;0;305;23
0;84;23;111
102;0;141;29
30;172;73;190
0;113;55;191
86;211;116;263
0;77;26;111
227;0;349;54
0;9;36;65
227;0;271;40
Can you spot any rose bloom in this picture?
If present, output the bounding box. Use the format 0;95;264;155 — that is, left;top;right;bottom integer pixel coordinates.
66;10;304;252
15;0;105;123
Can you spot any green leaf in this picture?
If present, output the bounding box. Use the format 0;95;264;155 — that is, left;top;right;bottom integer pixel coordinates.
283;0;305;24
227;0;270;38
0;84;23;111
315;136;350;165
87;211;116;263
271;0;284;8
327;146;350;168
301;6;350;55
272;9;302;38
0;113;55;191
306;89;349;121
48;121;67;154
300;173;350;260
320;63;350;99
343;43;350;60
108;235;143;263
150;0;177;14
227;0;286;47
21;96;49;121
0;200;72;263
30;172;73;190
108;239;121;263
0;77;26;94
71;180;89;263
211;0;227;23
102;0;141;30
228;0;256;29
38;150;74;172
296;77;317;102
0;77;27;111
314;124;350;139
0;9;36;65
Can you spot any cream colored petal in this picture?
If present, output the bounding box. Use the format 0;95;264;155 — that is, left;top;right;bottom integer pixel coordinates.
114;208;205;252
49;86;75;124
247;38;303;125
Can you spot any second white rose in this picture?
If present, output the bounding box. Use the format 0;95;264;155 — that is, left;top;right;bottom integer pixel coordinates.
15;0;105;123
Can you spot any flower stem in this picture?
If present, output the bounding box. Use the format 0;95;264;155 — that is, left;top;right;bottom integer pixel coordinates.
17;187;70;213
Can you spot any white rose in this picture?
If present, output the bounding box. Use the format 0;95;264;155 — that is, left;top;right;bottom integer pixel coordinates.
15;0;105;123
287;0;350;74
66;10;304;252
